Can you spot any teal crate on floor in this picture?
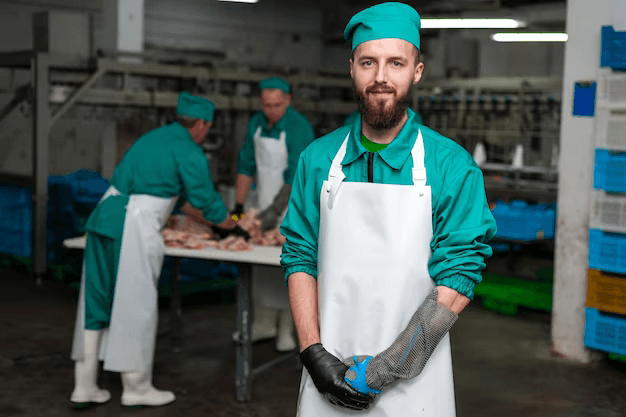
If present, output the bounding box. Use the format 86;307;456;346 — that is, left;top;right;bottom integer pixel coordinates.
589;228;626;274
584;307;626;355
490;200;556;240
594;149;626;192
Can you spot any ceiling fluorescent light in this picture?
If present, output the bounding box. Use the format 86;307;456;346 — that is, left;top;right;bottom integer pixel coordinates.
218;0;258;3
491;33;568;42
421;18;525;29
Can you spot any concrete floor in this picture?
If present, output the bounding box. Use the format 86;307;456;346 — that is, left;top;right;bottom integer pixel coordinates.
1;266;625;417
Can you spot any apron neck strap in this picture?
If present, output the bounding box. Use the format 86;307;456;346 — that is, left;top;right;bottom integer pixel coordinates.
326;129;426;209
254;126;286;142
411;129;427;186
325;133;349;209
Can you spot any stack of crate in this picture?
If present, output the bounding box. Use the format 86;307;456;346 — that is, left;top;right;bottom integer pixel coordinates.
585;70;626;359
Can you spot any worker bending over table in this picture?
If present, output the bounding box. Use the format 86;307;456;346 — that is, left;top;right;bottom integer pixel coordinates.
70;92;245;408
232;77;315;352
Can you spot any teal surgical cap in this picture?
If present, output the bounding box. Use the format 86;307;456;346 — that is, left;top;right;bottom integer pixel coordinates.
344;2;421;52
258;77;291;93
176;92;215;121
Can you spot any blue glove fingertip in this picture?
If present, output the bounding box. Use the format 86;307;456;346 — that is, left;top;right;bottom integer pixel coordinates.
344;356;381;395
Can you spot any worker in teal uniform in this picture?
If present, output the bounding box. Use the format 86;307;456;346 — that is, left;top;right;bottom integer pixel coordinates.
232;77;315;352
69;92;246;409
280;3;496;415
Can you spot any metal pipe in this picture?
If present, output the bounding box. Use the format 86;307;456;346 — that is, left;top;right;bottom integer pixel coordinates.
50;67;105;127
32;53;49;285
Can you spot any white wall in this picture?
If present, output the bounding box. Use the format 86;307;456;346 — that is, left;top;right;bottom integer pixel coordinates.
0;0;101;52
552;0;626;363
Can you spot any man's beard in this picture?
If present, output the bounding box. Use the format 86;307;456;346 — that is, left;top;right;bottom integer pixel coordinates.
355;82;410;131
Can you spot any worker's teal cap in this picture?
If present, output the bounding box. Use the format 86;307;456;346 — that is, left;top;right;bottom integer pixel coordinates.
176;92;215;121
344;2;421;52
258;77;291;93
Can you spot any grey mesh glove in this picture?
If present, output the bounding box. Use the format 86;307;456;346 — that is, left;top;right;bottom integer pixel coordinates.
258;184;291;231
299;343;372;411
344;288;458;394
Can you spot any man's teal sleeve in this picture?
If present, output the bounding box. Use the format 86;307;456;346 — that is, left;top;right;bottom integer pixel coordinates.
280;151;319;284
428;166;497;299
237;121;257;177
283;121;315;186
177;147;228;224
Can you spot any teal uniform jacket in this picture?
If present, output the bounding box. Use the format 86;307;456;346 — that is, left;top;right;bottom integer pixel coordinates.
81;122;227;329
280;109;496;299
86;122;228;239
237;106;315;186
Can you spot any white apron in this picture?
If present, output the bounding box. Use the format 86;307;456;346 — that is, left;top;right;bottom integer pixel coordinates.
297;131;456;416
252;126;290;309
71;185;178;372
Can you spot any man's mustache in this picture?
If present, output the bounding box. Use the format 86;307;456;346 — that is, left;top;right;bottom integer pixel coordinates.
366;84;396;94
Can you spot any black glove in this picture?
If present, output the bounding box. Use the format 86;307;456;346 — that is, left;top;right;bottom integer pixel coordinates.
258;206;280;232
210;224;251;241
230;203;244;221
258;185;292;231
299;343;372;411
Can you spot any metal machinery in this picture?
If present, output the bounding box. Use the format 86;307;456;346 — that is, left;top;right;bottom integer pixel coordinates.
0;47;561;281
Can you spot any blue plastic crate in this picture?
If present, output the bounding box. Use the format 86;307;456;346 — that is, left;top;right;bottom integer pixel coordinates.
65;170;109;207
0;184;31;233
589;228;626;274
0;229;31;258
601;26;626;71
491;200;556;240
594;149;626;192
0;179;81;260
584;307;626;355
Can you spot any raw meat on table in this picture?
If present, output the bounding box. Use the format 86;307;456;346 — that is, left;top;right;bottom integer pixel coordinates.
161;210;284;252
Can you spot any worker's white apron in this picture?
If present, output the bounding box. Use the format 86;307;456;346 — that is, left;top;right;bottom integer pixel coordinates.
252;126;289;309
297;131;456;416
71;186;178;372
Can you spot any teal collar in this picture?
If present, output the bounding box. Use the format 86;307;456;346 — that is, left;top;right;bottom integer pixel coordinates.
173;121;198;145
342;108;420;170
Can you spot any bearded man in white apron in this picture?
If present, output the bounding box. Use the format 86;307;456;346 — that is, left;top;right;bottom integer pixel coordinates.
69;92;246;409
232;77;316;352
280;3;497;416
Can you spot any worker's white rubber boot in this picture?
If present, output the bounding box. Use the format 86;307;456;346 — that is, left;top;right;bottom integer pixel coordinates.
70;329;111;408
121;369;176;407
251;307;279;342
231;307;279;343
275;309;297;352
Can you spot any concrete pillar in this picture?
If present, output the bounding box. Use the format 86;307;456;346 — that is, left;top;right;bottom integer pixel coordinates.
102;0;144;59
552;0;625;362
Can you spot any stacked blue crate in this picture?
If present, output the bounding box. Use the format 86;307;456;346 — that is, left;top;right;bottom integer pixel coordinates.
490;200;556;241
601;26;626;71
0;177;78;262
0;184;33;258
586;63;626;358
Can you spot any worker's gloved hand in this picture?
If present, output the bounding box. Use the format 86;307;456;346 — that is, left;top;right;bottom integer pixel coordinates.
343;356;381;397
210;224;251;241
258;184;291;231
258;206;280;232
230;203;244;222
344;289;458;393
299;343;372;411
